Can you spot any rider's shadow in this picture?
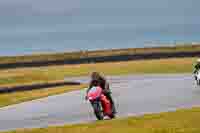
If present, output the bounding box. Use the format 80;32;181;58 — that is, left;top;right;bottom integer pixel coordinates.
191;83;200;97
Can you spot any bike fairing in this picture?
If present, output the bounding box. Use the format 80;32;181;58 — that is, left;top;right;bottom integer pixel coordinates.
86;86;115;120
87;86;102;100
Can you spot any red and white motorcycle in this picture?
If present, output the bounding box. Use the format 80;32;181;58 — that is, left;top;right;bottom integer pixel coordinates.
86;86;116;120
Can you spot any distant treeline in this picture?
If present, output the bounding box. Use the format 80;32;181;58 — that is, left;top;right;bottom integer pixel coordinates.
0;45;199;69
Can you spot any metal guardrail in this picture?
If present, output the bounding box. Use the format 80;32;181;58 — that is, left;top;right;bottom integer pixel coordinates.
0;81;80;94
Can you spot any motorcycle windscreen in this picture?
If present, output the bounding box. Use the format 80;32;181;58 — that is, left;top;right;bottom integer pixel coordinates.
87;86;102;100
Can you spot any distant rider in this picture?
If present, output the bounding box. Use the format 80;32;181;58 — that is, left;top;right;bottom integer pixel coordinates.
193;59;200;80
86;72;117;114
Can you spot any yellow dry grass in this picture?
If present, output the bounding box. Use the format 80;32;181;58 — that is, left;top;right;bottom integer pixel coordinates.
0;57;196;87
2;107;200;133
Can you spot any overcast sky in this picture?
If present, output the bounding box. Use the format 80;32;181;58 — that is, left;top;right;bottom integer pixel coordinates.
0;0;199;16
0;0;81;15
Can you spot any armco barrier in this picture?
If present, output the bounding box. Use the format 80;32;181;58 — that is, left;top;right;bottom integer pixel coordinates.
0;81;80;94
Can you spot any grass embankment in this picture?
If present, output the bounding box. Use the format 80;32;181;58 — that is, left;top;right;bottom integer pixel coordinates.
0;44;199;65
3;107;200;133
0;84;86;108
0;57;197;87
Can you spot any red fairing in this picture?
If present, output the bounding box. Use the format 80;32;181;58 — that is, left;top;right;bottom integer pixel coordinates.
87;86;102;100
100;94;112;115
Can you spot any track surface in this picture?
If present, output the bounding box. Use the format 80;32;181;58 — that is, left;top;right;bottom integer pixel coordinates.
0;74;200;131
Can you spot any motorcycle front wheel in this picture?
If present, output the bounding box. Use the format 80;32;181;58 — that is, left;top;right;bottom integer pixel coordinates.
91;101;104;120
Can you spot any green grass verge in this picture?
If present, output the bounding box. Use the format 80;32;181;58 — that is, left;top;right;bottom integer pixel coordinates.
0;84;86;108
2;107;200;133
0;57;197;87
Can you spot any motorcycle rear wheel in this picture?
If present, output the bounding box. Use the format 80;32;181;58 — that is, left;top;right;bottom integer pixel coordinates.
108;113;116;119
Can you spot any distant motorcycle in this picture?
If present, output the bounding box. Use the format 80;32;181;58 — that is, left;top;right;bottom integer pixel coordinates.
195;70;200;86
86;86;115;120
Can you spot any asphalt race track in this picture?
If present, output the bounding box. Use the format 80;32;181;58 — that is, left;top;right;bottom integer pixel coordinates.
0;74;200;131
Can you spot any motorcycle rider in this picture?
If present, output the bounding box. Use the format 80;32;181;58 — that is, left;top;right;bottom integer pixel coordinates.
86;72;117;114
193;59;200;80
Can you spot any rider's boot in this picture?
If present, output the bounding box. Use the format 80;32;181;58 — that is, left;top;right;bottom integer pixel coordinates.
111;103;117;114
